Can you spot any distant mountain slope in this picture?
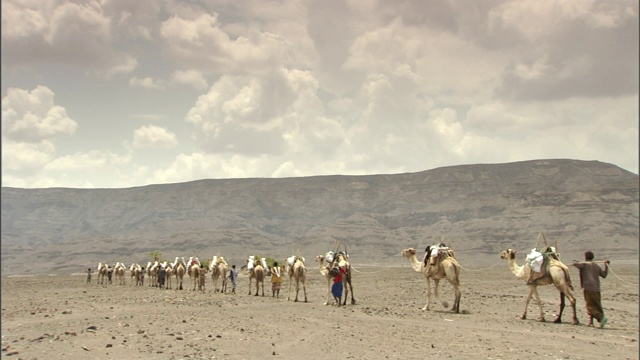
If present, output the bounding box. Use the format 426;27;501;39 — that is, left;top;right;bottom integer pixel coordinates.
2;159;638;275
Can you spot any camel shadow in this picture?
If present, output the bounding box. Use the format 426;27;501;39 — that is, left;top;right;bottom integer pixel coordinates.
431;309;470;315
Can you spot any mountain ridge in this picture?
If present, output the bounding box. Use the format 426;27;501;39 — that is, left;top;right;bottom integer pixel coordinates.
2;159;638;275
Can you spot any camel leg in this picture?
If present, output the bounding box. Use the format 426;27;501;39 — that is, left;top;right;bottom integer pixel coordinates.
554;292;566;323
288;278;293;301
433;279;443;308
451;283;461;313
324;279;332;305
341;277;348;306
303;281;308;303
342;272;355;305
528;286;545;322
521;285;534;320
249;278;253;295
562;289;579;325
570;297;579;325
422;278;432;311
347;277;356;305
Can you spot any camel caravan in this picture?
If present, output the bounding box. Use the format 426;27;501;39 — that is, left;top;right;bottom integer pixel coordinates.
85;233;587;325
88;245;356;307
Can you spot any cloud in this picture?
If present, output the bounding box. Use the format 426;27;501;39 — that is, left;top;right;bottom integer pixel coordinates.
159;12;315;75
1;140;54;175
2;86;77;142
170;69;208;90
46;150;132;171
129;77;167;90
2;0;137;76
133;125;178;149
490;1;639;100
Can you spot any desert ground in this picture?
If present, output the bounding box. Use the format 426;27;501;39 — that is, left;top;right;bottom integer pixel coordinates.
2;259;638;360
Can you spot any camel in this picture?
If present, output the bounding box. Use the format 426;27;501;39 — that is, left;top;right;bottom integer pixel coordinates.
401;247;461;313
246;256;265;296
175;262;186;290
129;263;142;286
315;255;332;305
193;265;207;292
165;264;174;290
97;263;108;285
315;252;356;306
209;256;229;293
147;261;159;287
188;264;201;291
317;251;356;306
286;255;308;302
113;262;126;285
500;248;578;324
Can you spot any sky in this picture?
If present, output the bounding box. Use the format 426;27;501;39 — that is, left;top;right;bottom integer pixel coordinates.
2;0;638;189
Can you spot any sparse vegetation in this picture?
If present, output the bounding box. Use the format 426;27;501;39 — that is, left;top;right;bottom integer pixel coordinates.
149;251;162;262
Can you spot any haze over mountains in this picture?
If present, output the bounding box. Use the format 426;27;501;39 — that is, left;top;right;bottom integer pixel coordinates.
2;159;638;275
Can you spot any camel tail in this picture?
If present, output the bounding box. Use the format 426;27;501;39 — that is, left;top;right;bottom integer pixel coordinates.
454;264;460;287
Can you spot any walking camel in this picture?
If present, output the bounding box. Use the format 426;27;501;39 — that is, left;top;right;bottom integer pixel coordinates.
114;262;126;285
165;264;174;290
188;264;202;291
209;256;229;293
500;248;578;324
97;263;109;285
129;263;141;286
246;257;265;296
193;265;207;292
315;251;356;306
315;255;332;305
175;262;186;290
147;261;159;287
286;255;308;302
401;247;461;313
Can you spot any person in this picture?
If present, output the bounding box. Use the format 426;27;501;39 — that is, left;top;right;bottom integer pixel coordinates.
331;264;345;306
158;265;167;289
86;268;92;284
139;266;145;286
572;251;610;329
271;261;283;298
107;266;113;284
228;265;238;294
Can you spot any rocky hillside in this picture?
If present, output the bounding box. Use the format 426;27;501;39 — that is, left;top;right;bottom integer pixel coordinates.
2;159;638;275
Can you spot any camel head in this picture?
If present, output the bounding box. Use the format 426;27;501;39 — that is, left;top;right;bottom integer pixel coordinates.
401;248;417;258
500;249;516;260
315;255;325;264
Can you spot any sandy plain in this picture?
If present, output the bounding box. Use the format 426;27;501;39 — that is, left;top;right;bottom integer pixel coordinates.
1;260;638;360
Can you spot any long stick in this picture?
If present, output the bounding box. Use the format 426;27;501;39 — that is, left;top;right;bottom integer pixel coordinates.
329;240;342;268
573;260;610;264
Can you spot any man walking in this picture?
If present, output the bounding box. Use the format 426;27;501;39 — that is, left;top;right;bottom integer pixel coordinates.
572;251;610;328
228;265;238;294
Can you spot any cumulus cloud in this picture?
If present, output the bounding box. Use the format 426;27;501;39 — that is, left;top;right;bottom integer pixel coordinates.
2;86;77;142
2;0;137;76
2;0;637;188
1;140;55;175
159;12;315;75
133;125;178;149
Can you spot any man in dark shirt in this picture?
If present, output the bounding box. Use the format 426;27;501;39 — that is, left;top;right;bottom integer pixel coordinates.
572;251;610;328
158;266;167;289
